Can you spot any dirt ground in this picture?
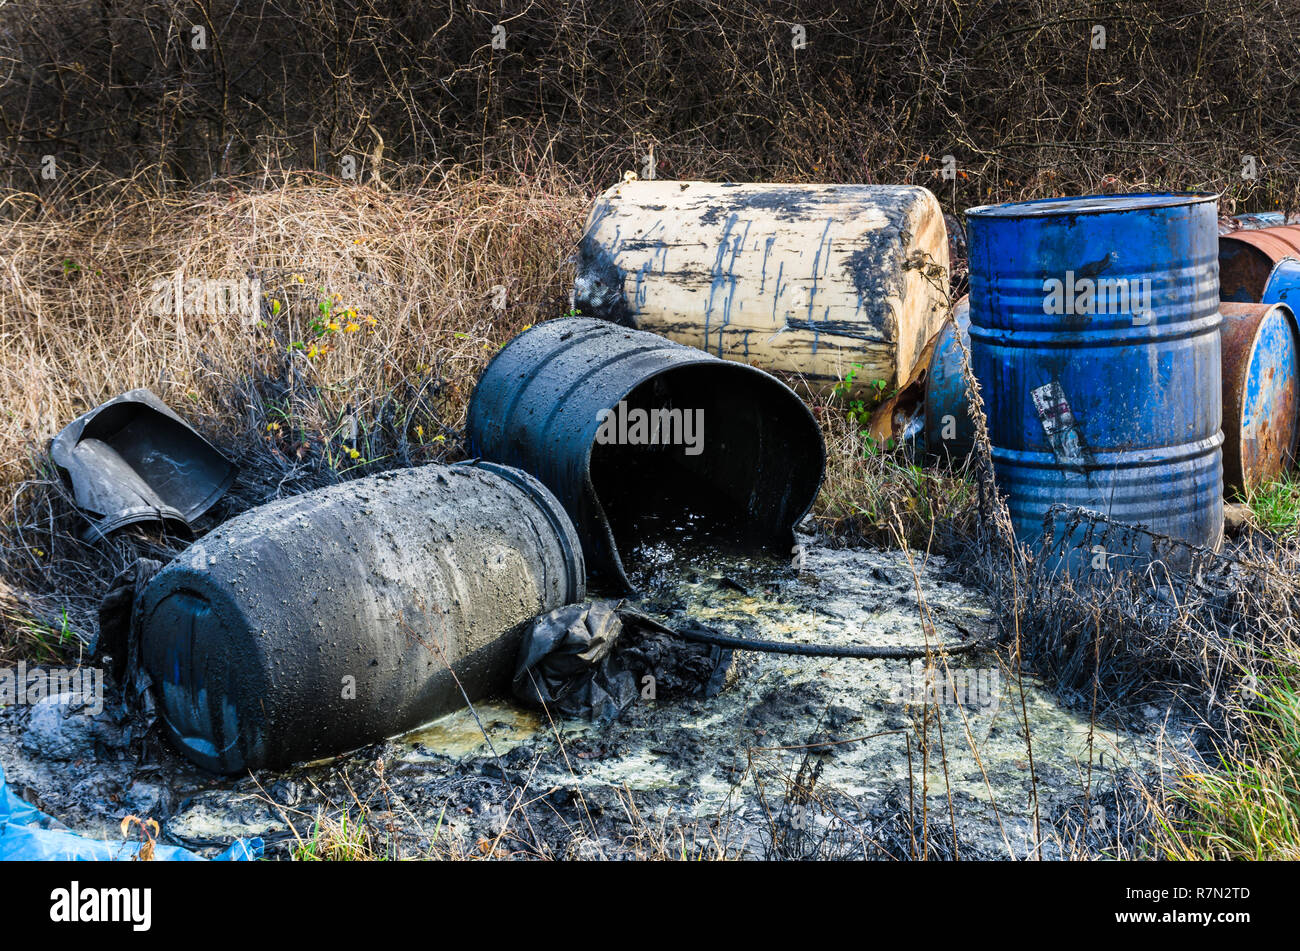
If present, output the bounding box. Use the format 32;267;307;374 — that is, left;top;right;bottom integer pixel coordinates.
0;531;1198;860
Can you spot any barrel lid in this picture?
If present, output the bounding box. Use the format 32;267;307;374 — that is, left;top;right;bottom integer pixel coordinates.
966;192;1218;219
142;585;250;774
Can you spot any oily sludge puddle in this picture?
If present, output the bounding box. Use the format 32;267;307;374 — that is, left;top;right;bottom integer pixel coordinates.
0;535;1196;859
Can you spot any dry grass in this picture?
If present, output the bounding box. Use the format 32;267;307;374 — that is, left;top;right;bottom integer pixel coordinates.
811;398;977;551
1142;650;1300;860
0;165;585;482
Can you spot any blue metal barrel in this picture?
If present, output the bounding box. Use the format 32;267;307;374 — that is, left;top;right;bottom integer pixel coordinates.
1262;257;1300;310
924;295;976;462
965;193;1223;568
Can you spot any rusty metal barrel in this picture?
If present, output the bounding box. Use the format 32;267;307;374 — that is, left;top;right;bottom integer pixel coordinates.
135;462;585;773
965;193;1223;566
1220;302;1300;494
467;317;825;590
1219;224;1300;302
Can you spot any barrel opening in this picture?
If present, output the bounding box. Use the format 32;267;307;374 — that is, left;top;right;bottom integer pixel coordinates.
588;363;824;576
1219;240;1276;303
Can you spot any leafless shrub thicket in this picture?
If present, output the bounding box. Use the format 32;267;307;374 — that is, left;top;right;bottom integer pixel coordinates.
1;1;1298;208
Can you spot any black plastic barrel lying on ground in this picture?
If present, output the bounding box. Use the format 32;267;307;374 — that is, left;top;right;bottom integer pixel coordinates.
467;317;825;590
134;462;584;773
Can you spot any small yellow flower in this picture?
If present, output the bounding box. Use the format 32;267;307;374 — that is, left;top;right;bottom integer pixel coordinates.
326;321;340;333
293;274;305;284
415;424;424;440
348;448;360;460
363;314;376;326
344;321;360;333
266;422;281;432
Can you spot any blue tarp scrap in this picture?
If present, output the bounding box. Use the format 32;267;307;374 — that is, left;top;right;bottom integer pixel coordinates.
0;764;262;861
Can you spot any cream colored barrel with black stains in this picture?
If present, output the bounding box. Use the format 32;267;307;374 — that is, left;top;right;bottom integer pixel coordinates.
572;181;949;395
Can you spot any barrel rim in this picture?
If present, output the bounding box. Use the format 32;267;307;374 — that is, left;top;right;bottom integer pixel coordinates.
136;572;263;774
965;191;1219;219
459;460;587;604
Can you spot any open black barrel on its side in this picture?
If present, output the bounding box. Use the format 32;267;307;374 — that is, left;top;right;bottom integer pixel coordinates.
467;317;826;591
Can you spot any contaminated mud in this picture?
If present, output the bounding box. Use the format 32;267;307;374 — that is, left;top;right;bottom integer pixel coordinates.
0;534;1196;860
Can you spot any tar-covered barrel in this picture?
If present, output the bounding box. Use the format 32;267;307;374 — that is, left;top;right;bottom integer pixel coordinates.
135;463;585;773
467;317;825;591
965;193;1224;565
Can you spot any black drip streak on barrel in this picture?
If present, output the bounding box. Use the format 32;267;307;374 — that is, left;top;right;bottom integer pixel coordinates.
841;188;920;345
574;199;636;326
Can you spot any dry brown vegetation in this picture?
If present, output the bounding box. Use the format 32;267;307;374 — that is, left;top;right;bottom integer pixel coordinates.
0;167;583;484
